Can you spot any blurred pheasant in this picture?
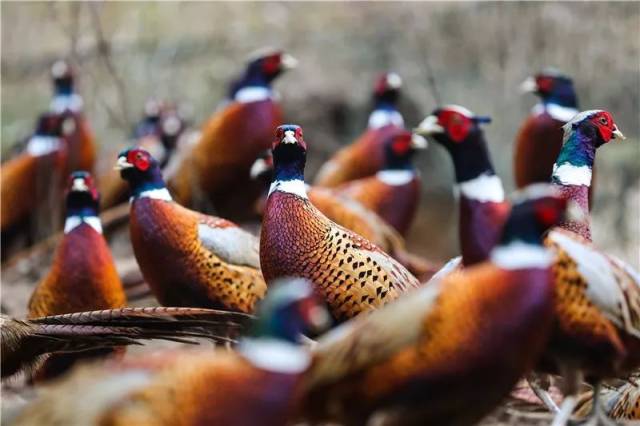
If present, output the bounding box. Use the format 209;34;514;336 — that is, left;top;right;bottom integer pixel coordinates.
169;48;296;219
302;185;568;426
48;59;96;174
27;171;126;380
99;105;187;210
532;110;640;426
414;105;510;267
1;114;66;238
117;148;266;313
13;279;330;426
333;130;427;236
514;69;595;205
2;307;251;380
261;125;421;323
315;72;405;187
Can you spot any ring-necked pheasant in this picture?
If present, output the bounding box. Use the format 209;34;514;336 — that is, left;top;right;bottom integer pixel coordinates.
2;306;251;380
13;278;330;426
414;105;510;267
27;171;126;380
117;148;266;313
48;59;96;175
532;110;639;426
168;48;296;220
333;130;427;236
302;184;569;426
514;69;596;206
250;152;438;281
314;72;406;187
261;125;421;323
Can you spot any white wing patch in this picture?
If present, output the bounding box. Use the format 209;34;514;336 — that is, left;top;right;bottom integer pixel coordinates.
549;230;636;334
197;224;260;268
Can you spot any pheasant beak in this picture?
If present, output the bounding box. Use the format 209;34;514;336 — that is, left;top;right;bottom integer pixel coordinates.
250;157;272;179
280;54;298;70
71;178;89;192
612;125;626;141
410;134;428;150
519;76;537;93
114;156;134;170
281;130;298;145
414;115;444;136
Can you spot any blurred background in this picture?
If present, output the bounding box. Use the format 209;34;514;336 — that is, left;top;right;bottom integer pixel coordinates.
2;1;639;266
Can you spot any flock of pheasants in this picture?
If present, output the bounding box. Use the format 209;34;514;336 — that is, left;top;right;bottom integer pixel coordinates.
1;48;639;425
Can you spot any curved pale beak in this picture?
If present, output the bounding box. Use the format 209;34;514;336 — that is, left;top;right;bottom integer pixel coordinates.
410;134;428;150
612;125;626;141
114;156;134;171
71;178;89;192
250;158;272;179
413;115;444;136
519;76;537;93
386;72;403;90
281;130;298;145
280;54;298;70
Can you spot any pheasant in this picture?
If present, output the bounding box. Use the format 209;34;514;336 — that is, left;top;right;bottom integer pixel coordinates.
99;105;186;210
1;113;66;236
260;125;421;323
531;110;640;426
302;184;568;426
250;152;438;281
168;48;296;220
117;148;266;313
1;306;251;380
514;69;595;205
314;72;405;187
414;105;510;267
26;171;126;380
333;130;427;236
48;59;96;174
13;278;330;426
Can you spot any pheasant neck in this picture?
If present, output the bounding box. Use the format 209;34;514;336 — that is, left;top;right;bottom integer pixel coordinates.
490;241;552;270
128;168;173;202
551;129;594;240
448;131;497;185
270;146;308;199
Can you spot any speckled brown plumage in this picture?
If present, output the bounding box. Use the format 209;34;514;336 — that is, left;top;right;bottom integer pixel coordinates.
314;125;404;188
303;262;555;426
335;173;420;236
261;190;420;322
129;197;266;313
542;229;640;379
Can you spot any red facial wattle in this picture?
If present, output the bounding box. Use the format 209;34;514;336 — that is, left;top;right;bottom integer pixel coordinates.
440;111;473;143
127;150;151;171
536;76;554;94
590;112;615;143
262;54;282;75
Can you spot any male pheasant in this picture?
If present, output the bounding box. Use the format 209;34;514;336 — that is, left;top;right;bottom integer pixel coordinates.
169;48;296;219
260;125;421;323
333;130;427;236
314;72;406;187
13;278;330;426
514;69;595;204
532;110;639;426
117;148;266;313
414;105;510;267
27;171;126;380
250;152;438;281
302;185;568;426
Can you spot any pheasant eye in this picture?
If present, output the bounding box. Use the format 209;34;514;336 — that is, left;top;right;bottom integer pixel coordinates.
599;117;607;125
